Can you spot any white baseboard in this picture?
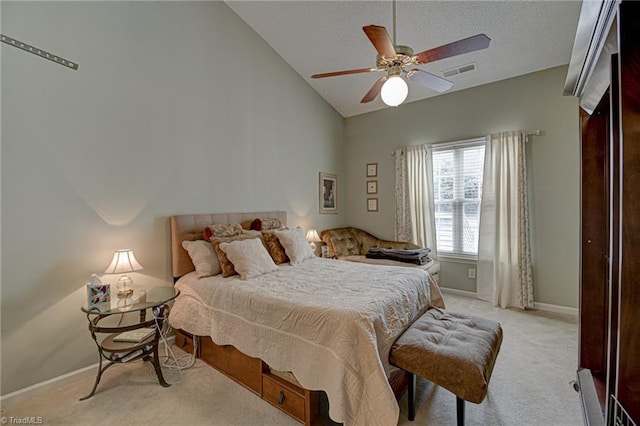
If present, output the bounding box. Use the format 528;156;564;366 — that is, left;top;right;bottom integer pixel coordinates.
533;302;578;317
440;287;477;298
440;287;578;317
1;336;176;408
0;363;99;408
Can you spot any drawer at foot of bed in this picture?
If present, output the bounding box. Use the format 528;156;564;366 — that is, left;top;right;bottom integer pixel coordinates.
389;368;410;399
262;373;319;425
200;336;264;395
174;329;199;356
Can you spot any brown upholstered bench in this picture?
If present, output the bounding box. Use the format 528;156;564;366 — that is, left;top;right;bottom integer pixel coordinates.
390;308;503;425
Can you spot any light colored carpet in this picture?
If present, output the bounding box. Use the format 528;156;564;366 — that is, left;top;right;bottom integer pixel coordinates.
1;293;582;425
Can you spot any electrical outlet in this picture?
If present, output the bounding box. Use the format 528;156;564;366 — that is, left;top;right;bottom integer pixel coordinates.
468;268;476;279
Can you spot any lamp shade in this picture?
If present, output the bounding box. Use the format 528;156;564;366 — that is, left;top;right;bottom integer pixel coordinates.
306;228;321;252
306;229;321;243
381;75;408;107
104;249;143;274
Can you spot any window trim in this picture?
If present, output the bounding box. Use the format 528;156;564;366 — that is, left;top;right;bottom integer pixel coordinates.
430;136;486;151
438;252;479;262
431;136;486;260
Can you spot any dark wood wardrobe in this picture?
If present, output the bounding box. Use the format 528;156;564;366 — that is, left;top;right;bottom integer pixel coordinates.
577;1;640;424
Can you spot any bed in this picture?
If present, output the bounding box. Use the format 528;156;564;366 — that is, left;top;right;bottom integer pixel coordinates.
167;212;444;425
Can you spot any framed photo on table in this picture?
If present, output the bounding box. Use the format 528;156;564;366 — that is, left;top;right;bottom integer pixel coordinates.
319;172;338;214
87;284;111;306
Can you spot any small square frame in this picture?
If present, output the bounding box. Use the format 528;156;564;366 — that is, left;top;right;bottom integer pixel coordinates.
367;198;379;212
366;163;378;177
366;180;378;194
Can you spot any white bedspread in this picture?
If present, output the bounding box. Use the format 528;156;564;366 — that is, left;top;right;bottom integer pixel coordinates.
169;257;434;426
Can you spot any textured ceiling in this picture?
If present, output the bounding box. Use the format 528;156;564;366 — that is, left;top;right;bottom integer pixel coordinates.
226;0;582;118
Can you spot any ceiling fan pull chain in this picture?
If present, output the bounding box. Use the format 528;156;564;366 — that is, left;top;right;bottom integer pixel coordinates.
392;0;397;47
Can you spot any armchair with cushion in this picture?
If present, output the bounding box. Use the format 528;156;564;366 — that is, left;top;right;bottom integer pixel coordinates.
320;227;440;281
320;227;417;256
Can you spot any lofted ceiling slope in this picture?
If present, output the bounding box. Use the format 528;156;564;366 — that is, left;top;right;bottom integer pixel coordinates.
226;0;582;118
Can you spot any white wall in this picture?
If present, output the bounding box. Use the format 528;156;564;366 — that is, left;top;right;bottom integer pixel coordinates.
1;2;581;395
1;1;345;395
344;66;580;309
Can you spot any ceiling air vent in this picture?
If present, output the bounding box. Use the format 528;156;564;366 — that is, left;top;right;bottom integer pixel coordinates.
442;62;476;78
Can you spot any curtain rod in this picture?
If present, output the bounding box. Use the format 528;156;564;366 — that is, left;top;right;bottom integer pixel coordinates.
391;130;544;155
525;129;543;143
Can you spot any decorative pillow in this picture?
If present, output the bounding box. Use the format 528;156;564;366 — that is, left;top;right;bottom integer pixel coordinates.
274;228;315;265
211;234;259;277
181;240;222;277
261;231;290;264
240;219;255;230
240;217;282;231
242;229;263;239
260;217;283;231
203;223;243;241
219;238;278;280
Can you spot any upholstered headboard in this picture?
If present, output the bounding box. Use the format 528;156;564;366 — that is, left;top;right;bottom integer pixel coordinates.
170;211;287;279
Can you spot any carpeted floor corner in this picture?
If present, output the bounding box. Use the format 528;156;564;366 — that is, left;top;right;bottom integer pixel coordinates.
1;293;582;425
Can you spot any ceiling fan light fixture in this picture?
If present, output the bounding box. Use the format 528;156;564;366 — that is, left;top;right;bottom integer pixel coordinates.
381;75;408;107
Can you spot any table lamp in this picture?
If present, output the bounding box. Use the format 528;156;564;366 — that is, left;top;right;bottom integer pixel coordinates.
105;249;143;297
306;229;321;251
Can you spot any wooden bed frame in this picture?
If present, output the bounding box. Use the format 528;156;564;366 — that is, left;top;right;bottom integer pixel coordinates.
170;212;409;425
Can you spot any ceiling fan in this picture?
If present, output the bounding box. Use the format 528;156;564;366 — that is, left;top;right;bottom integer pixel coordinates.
310;2;490;107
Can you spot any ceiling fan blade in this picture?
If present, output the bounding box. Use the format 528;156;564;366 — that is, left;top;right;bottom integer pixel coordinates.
311;67;378;79
363;25;397;58
406;69;453;93
414;34;491;65
361;77;386;103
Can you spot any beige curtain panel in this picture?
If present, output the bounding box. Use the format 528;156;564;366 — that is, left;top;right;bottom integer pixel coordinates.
476;130;534;309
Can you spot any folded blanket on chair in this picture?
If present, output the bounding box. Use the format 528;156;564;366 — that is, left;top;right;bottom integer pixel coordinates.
366;247;431;265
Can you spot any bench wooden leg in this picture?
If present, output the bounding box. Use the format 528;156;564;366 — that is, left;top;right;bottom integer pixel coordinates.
456;396;465;426
408;372;416;421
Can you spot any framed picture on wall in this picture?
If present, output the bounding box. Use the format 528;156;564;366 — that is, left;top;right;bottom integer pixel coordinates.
367;198;379;212
366;163;378;177
319;172;338;214
366;180;378;194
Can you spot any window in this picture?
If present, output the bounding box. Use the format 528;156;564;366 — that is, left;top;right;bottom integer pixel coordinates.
432;139;486;258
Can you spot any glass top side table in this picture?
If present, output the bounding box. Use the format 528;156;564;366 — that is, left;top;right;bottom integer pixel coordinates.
80;285;179;400
81;286;178;315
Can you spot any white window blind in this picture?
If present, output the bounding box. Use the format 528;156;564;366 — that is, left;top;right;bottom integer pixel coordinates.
432;138;486;258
